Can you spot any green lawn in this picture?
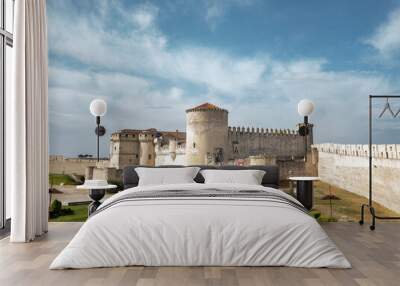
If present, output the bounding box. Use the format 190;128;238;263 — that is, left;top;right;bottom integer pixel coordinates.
49;203;88;222
49;173;80;186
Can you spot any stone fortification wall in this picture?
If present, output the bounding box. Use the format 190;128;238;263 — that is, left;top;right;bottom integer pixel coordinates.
236;152;317;180
88;166;123;183
155;144;186;166
227;126;311;160
315;143;400;213
49;156;107;176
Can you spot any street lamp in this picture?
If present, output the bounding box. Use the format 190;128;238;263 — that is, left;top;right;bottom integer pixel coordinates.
297;99;315;161
90;99;107;162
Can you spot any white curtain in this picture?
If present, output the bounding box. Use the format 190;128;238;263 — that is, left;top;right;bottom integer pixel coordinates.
9;0;49;242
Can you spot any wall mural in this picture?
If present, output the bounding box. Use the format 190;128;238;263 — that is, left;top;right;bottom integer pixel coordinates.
47;0;400;222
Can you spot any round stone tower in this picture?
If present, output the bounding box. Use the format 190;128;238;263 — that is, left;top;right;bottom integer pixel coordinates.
139;132;155;166
185;103;228;165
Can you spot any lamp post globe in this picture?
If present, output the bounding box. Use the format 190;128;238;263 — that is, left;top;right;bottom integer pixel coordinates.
297;99;315;117
297;99;315;162
90;99;107;117
89;99;107;162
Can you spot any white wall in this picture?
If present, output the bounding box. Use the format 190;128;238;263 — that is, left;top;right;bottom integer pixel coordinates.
315;143;400;213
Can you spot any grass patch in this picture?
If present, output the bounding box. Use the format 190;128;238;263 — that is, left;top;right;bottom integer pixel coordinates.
49;173;79;186
313;181;400;222
49;203;88;222
283;180;399;222
308;209;337;222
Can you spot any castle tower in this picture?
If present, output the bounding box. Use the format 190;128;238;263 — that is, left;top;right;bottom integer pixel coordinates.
185;103;228;165
109;130;140;169
139;132;155;166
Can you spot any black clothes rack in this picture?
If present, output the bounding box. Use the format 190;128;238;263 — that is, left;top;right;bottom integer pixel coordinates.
359;95;400;230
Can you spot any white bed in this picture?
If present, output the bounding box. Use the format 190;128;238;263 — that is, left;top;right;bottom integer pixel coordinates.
50;183;350;269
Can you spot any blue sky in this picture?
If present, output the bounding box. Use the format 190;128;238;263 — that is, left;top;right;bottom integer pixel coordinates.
47;0;400;157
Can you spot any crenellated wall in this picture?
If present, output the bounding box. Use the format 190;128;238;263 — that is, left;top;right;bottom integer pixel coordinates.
227;126;312;161
315;143;400;213
315;143;400;159
49;155;108;175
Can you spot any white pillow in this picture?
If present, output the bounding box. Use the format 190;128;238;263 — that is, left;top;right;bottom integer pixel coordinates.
135;167;200;186
200;169;266;185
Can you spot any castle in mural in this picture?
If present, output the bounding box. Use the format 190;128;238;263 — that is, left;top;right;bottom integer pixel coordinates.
49;103;400;215
108;103;313;169
108;128;186;168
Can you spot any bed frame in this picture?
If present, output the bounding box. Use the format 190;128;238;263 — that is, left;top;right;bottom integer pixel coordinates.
123;165;280;190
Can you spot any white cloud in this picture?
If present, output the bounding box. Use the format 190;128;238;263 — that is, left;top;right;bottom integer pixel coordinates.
205;1;225;29
365;7;400;59
168;87;184;100
47;2;266;96
204;0;254;30
131;3;159;30
173;47;266;93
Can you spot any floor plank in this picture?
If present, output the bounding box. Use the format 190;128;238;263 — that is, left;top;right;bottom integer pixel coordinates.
0;222;399;286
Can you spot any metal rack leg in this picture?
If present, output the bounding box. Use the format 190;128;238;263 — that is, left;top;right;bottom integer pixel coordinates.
359;204;366;225
359;204;376;230
369;206;376;231
359;203;400;231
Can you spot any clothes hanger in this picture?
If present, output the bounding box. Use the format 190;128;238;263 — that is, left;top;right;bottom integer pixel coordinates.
378;98;395;118
394;106;400;118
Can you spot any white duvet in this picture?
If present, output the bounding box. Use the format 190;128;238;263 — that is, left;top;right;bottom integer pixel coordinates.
50;183;351;269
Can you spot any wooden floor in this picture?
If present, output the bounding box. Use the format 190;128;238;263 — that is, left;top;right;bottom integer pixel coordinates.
0;222;399;286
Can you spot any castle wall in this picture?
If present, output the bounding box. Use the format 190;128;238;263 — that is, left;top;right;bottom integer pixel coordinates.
49;156;107;176
234;153;316;180
155;145;186;166
278;160;309;180
186;110;228;165
315;143;400;213
91;167;123;183
227;127;310;160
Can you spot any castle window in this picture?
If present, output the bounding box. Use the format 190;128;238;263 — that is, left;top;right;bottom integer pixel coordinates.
148;154;152;160
193;142;196;149
136;154;139;158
